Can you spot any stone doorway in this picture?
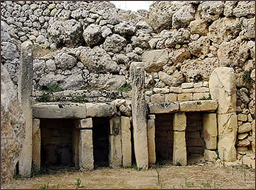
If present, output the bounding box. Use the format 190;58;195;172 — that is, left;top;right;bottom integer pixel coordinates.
155;114;174;164
40;119;78;168
92;117;110;168
186;112;206;164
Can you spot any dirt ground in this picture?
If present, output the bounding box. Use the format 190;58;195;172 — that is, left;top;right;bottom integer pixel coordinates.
2;162;255;189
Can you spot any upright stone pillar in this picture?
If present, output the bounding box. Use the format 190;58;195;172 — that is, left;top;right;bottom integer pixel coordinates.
32;119;40;172
72;126;80;168
130;62;148;169
109;117;122;168
147;115;156;165
173;113;187;166
18;41;33;177
209;67;237;161
121;116;132;167
79;118;94;170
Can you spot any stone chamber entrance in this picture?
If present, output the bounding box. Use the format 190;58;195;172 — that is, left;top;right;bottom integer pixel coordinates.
40;119;78;169
92;117;110;168
155;114;174;165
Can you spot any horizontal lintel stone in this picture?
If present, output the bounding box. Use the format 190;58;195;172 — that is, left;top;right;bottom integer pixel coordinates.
180;100;218;112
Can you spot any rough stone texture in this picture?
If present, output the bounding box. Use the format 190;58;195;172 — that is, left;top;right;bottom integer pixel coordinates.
252;120;255;152
147;115;156;164
169;48;191;65
86;103;117;118
189;19;208;35
159;71;185;87
204;149;217;161
79;118;93;129
232;1;255;18
32;119;41;172
109;117;122;168
142;49;168;72
18;41;34;177
79;129;94;170
151;94;165;103
130;62;148;169
198;1;224;22
83;24;102;46
103;34;127;53
173;112;186;131
209;67;237;114
172;4;195;29
1;65;25;185
179;100;218;112
173;131;187;166
218;113;237;162
188;36;210;57
149;102;179;114
121;116;132;167
203;113;217;150
54;52;77;70
238;123;252;133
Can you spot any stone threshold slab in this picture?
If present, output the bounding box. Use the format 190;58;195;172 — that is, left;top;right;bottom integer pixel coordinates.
149;100;218;114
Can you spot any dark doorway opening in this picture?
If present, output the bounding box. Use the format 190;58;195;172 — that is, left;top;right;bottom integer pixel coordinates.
130;121;136;165
186;112;206;164
155;114;174;165
41;119;75;168
93;117;110;168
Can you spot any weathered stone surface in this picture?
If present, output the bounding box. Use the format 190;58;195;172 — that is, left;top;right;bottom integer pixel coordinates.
169;48;191;65
130;62;148;169
121;116;132;167
203;113;217;150
178;93;192;101
32;119;40;172
109;117;122;168
79;129;94;170
209;67;236;114
172;4;195;29
199;1;224;22
79;118;93;129
232;1;255;18
18;41;34;177
164;28;190;48
193;93;210;100
54;52;77;70
103;34;126;53
189;19;208;35
86;103;117;118
173;112;186;131
208;17;241;44
179;100;218;112
33;103;87;119
238;133;249;140
188;36;210;57
114;21;135;36
151;94;165;104
48;19;83;47
218;113;237;161
147;115;156;164
1;64;25;184
237;138;251;147
83;24;102;46
165;93;177;102
153;88;169;94
149;102;179;114
240;18;255;40
252;120;255;152
142;49;168;72
204;150;217;161
237;114;248;122
181;83;194;89
159;71;185;87
238;123;252;133
173;131;187;166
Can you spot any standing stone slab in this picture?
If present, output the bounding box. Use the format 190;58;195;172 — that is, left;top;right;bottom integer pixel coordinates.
203;113;217;150
130;62;149;169
147;115;156;165
109;117;122;168
32;119;40;172
121;116;132;167
72;126;80;167
79;129;94;170
173;131;187;166
173;112;186;131
18;41;34;177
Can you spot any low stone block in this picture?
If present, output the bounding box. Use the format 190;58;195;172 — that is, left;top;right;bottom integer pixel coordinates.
173;112;186;131
204;149;217;161
173;131;187;166
86;103;117;117
79;118;93;128
237;138;251;147
238;133;249;140
193;93;210;100
169;87;182;93
238;123;252;133
238;114;248;122
165;93;177;102
33;103;87;119
203;113;217;150
181;83;194;89
178;93;192;101
153;88;169;94
180;100;218;112
193;87;210;93
149;102;179;114
151;94;165;103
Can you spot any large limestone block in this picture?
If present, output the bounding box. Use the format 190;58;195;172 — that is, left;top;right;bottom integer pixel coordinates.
180;100;218;112
218;113;237;161
173;131;187;166
32;119;40;172
209;67;236;114
86;103;117;118
130;62;148;169
173;113;186;131
204;149;217;161
79;130;94;170
203;113;217;150
142;49;168;72
33;103;87;119
79;118;93;129
121;116;132;167
147;115;156;164
109;117;122;168
149;102;179;114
